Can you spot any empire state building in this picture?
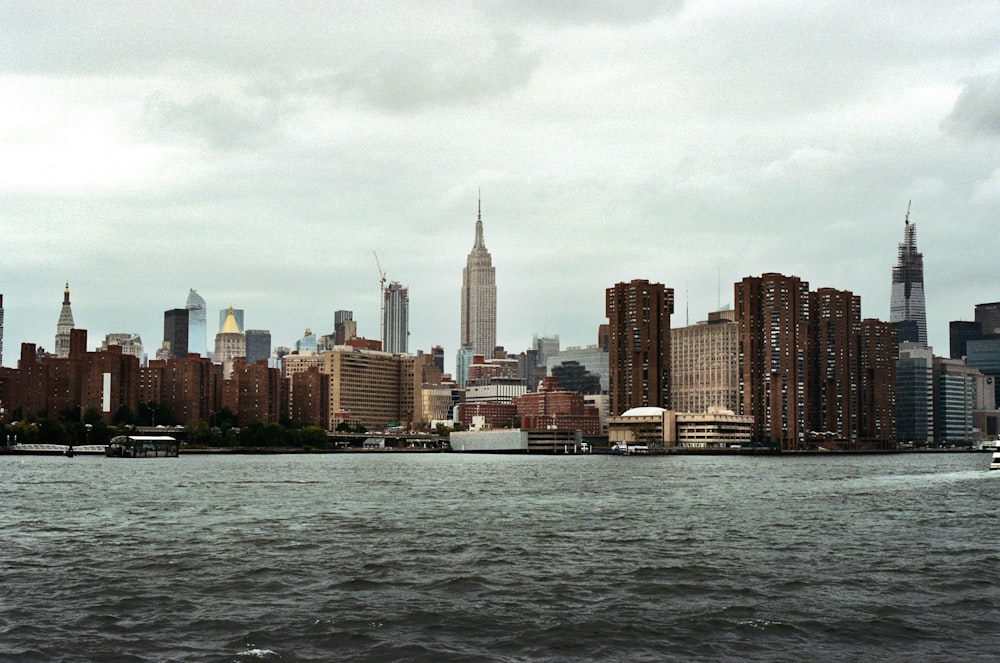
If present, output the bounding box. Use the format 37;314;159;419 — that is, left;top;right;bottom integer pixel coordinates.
460;197;496;357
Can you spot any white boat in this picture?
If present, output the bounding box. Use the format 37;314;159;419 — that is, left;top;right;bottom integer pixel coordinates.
991;451;1000;471
611;443;650;455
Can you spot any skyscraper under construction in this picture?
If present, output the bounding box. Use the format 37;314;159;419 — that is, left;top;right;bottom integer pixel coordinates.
890;203;927;346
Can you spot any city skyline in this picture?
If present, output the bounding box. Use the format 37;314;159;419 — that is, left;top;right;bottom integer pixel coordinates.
3;3;999;367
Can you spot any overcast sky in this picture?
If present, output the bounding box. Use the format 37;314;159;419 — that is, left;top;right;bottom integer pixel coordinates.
2;1;998;371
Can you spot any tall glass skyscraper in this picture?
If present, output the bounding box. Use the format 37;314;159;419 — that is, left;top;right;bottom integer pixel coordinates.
383;282;409;354
186;289;207;358
890;205;927;346
460;196;496;357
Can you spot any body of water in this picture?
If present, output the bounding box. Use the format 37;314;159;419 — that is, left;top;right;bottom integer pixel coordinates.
1;451;998;661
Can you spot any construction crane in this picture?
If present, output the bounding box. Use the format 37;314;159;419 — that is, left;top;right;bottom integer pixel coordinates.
374;251;386;344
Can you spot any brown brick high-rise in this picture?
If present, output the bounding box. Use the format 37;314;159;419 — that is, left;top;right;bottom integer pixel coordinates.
606;279;674;416
736;273;810;449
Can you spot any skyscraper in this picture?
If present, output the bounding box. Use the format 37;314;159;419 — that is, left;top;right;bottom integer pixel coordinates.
808;288;861;445
460;196;497;357
605;279;674;415
163;308;190;359
55;283;75;358
218;308;245;334
889;204;927;346
671;310;739;414
383;282;409;354
245;329;272;365
0;293;4;367
334;310;355;346
736;273;810;449
215;306;246;379
186;289;208;357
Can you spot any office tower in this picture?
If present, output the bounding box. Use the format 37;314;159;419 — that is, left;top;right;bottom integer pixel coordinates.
460;196;497;357
950;321;980;360
976;302;1000;336
55;283;75;357
736;273;810;449
431;345;444;373
858;319;897;448
889;205;927;346
218;308;245;333
455;344;474;388
334;310;354;345
215;306;246;378
547;345;609;393
671;310;739;414
606;279;674;415
163;309;190;359
383;282;409;354
186;289;208;357
808;288;861;446
296;329;318;354
933;357;978;444
966;338;1000;408
896;342;934;445
245;329;272;365
532;334;560;366
102;333;144;360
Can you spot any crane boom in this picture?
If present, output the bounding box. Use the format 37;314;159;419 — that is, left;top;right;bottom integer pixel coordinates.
374;251;387;344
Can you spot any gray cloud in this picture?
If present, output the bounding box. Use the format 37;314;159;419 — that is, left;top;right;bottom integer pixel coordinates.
304;31;540;111
143;92;286;149
943;73;1000;136
482;0;682;26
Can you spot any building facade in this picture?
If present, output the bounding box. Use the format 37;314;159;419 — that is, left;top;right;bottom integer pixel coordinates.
606;279;674;416
163;308;189;359
736;273;811;449
671;310;739;414
808;288;861;445
546;344;609;394
460;197;497;357
889;205;927;346
102;333;144;361
245;329;271;365
896;342;934;445
54;283;75;358
186;289;208;358
933;357;978;444
858;319;898;448
383;281;409;354
214;306;246;379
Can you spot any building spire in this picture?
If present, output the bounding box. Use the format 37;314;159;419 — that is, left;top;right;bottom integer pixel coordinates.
473;191;486;252
905;200;911;226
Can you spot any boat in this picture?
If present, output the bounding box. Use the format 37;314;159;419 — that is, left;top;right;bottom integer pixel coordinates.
991;451;1000;471
105;435;179;458
611;443;650;455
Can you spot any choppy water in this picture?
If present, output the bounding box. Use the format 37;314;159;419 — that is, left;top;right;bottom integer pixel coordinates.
1;452;998;662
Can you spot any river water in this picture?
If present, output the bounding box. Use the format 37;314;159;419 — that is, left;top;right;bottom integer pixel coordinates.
1;451;997;662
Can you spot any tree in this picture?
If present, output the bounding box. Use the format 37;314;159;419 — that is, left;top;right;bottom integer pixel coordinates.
113;405;137;426
299;426;329;449
38;418;69;444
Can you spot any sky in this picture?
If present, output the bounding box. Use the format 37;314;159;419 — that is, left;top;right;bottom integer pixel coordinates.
2;1;999;372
